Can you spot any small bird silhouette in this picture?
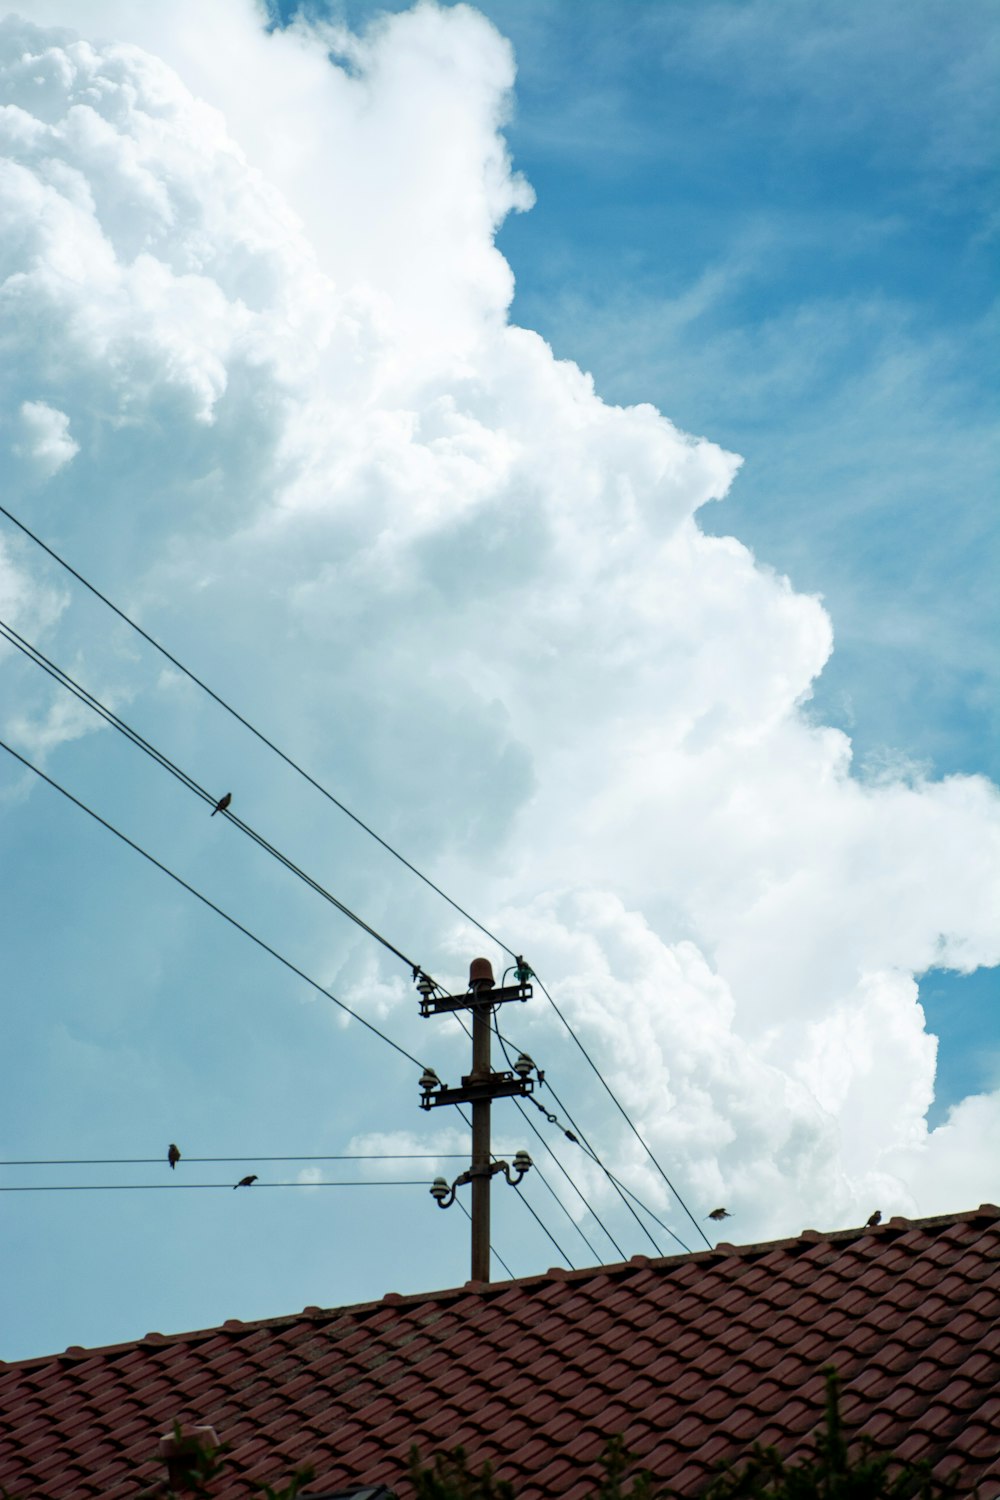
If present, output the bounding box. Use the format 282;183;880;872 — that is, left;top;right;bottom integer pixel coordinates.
706;1207;731;1222
211;792;232;817
866;1210;882;1227
167;1144;181;1170
234;1174;258;1190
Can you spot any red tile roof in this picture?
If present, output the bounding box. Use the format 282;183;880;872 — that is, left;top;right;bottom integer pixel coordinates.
2;1206;999;1498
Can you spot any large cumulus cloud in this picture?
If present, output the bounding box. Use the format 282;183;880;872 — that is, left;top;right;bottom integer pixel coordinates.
2;0;999;1272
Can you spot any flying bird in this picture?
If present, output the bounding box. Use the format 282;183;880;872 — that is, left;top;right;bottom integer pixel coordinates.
167;1144;181;1170
706;1207;731;1222
866;1210;882;1227
234;1174;258;1190
211;792;232;817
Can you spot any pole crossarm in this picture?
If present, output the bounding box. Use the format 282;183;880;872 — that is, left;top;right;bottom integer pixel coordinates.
417;979;532;1018
420;1072;536;1110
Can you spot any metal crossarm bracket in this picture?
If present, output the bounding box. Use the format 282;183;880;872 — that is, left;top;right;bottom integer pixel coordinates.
420;1071;536;1110
418;980;532;1018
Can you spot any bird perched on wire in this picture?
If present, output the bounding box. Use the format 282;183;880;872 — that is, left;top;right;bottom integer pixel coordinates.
706;1207;731;1222
866;1210;882;1227
211;792;232;817
234;1174;257;1190
167;1144;181;1170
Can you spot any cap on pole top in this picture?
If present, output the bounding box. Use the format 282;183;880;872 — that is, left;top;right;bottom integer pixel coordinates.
469;957;495;990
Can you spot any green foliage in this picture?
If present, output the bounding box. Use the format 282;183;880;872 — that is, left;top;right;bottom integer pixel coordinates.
155;1422;232;1497
697;1370;963;1500
409;1445;516;1500
589;1435;659;1500
408;1436;656;1500
250;1467;315;1500
408;1373;967;1500
6;1371;970;1500
138;1422;313;1500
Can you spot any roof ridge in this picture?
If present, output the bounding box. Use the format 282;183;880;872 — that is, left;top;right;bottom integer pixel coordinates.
5;1203;996;1369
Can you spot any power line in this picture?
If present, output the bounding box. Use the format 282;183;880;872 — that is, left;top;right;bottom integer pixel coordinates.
454;1197;514;1280
0;1154;472;1166
601;1172;695;1253
1;503;712;1252
524;1149;602;1266
494;1021;674;1256
449;1011;606;1264
0;502;514;957
0;617;421;977
522;1087;665;1258
532;978;711;1251
492;1021;619;1263
0;760;686;1255
452;996;665;1266
534;1073;692;1255
507;1096;618;1263
0;1181;431;1192
0;736;428;1072
454;1105;573;1270
510;1178;574;1269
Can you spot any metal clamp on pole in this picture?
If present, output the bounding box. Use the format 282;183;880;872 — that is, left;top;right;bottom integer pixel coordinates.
430;1152;532;1211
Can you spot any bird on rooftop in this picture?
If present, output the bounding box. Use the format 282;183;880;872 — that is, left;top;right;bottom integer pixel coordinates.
211;792;232;817
706;1207;731;1222
167;1144;181;1170
234;1174;257;1190
866;1210;882;1227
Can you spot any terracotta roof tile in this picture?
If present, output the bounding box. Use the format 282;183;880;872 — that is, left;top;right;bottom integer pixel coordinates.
2;1208;1000;1498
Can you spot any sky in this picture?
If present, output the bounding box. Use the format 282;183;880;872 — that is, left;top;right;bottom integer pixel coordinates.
0;0;998;1363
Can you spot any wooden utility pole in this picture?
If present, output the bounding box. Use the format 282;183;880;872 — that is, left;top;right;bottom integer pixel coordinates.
418;957;539;1282
469;977;493;1281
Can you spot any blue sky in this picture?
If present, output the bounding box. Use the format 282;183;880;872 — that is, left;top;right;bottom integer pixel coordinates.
1;0;998;1362
437;0;1000;1114
320;0;1000;1110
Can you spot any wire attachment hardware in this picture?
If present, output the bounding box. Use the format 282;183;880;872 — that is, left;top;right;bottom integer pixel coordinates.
429;1151;532;1210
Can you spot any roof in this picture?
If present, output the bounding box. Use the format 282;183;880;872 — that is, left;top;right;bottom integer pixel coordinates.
2;1205;999;1498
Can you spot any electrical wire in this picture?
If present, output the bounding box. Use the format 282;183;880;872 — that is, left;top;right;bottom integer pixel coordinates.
453;1196;514;1281
506;1096;618;1262
0;1181;431;1191
454;1105;573;1270
0;617;421;976
522;1151;600;1266
0;770;690;1265
0;736;428;1072
441;1001;658;1263
600;1173;694;1253
492;1019;669;1255
531;978;711;1251
491;1022;619;1263
491;1028;677;1255
0;504;713;1251
0;1154;471;1166
0;502;514;957
509;1178;574;1269
530;1073;691;1255
446;1010;606;1262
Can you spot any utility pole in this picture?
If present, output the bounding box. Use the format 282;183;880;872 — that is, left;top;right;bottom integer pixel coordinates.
469;967;493;1281
417;957;540;1282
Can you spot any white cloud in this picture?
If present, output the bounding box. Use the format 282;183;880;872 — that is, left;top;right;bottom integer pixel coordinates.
5;689;105;757
13;399;79;477
0;534;64;631
0;1;998;1263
